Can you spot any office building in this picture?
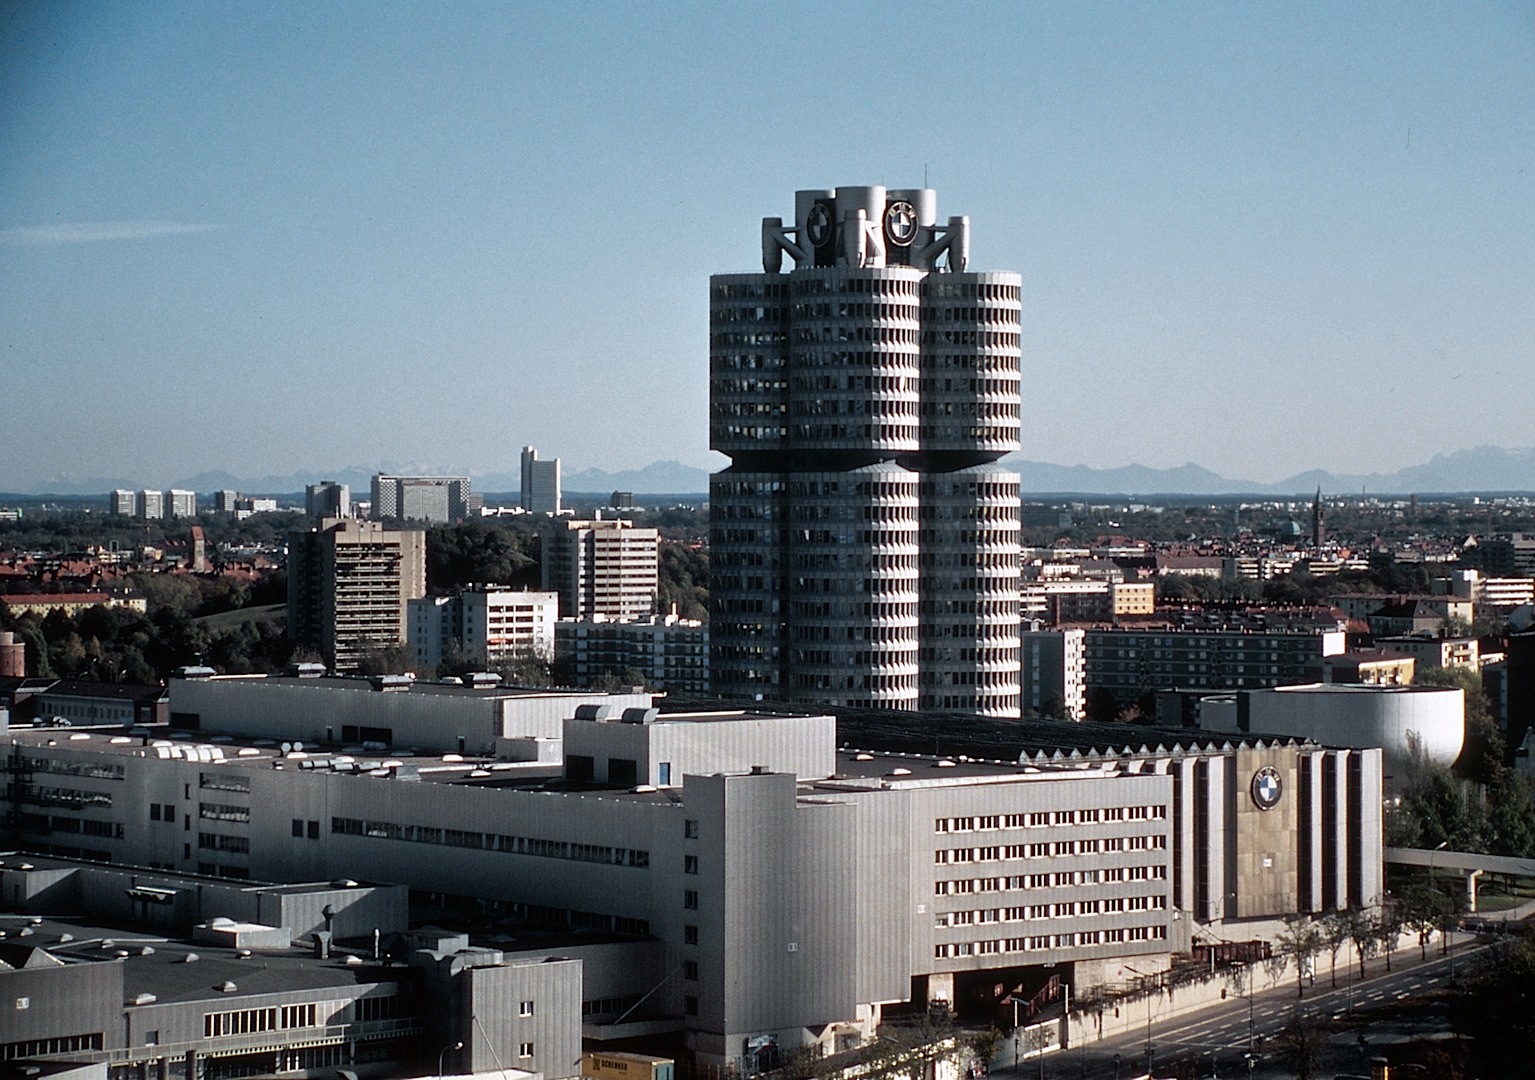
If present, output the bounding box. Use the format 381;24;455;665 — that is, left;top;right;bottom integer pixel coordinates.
3;672;1385;1072
709;185;1022;716
287;519;427;671
521;445;562;514
554;614;710;693
370;474;472;523
306;479;351;520
408;585;560;671
542;517;658;620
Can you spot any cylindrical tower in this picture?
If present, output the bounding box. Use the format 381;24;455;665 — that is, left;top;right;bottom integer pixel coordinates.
711;185;1023;716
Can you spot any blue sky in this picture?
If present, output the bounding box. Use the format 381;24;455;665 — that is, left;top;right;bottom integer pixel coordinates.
2;1;1531;490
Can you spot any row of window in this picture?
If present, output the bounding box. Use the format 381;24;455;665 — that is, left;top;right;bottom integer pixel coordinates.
933;864;1168;893
934;835;1167;863
23;755;124;780
933;895;1166;925
932;925;1167;958
936;806;1163;833
329;817;650;867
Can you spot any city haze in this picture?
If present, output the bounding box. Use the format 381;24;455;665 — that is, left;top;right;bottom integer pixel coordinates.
2;3;1531;490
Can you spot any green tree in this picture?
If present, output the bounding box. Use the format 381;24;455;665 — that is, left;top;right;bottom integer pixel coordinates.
1415;666;1505;782
1452;927;1535;1076
1275;917;1322;998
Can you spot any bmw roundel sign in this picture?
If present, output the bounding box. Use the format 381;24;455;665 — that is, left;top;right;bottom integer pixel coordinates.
1251;766;1283;811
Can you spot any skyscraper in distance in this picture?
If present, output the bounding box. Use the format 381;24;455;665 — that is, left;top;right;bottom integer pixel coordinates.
520;446;561;514
710;185;1023;716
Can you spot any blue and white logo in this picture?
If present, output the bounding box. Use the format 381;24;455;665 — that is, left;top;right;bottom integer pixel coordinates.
1251;766;1283;810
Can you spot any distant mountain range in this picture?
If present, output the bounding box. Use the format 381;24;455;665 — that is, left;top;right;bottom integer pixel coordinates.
7;446;1533;499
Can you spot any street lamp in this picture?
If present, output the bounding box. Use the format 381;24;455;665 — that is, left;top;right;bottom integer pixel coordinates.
1123;965;1155;1076
439;1040;463;1078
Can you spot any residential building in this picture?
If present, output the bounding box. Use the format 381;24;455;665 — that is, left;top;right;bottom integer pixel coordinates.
286;519;427;671
370;474;472;524
1306;649;1416;686
214;488;238;514
521;445;562;514
709;184;1022;715
408;585;559;671
137;489;164;520
1373;634;1480;674
1083;620;1347;712
554;614;710;693
1;592;148;618
166;490;197;519
541;517;658;620
110;489;135;515
306;480;351;520
1019;628;1086;719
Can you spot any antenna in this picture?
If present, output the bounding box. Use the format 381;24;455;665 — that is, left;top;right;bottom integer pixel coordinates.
924;163;929;188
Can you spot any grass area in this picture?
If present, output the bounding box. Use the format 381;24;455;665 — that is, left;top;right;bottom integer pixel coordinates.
194;603;285;632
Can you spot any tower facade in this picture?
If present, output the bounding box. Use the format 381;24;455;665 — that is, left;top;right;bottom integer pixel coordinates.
710;185;1022;716
520;446;562;514
288;519;427;671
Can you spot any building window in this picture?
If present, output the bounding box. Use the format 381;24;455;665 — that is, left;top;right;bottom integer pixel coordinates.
684;960;698;980
292;819;304;838
684;854;699;874
684;819;699;839
684;890;699;910
519;1001;534;1017
684;995;699;1016
684;924;699;944
519;1043;534;1058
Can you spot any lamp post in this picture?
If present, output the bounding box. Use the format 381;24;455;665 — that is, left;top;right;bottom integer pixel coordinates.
439;1040;463;1078
1123;965;1155;1076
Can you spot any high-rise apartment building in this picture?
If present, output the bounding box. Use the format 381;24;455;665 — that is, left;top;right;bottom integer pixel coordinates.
110;489;135;516
166;489;197;519
371;474;471;523
287;519;427;671
541;518;658;620
136;489;165;521
306;480;351;521
520;446;562;514
710;185;1022;715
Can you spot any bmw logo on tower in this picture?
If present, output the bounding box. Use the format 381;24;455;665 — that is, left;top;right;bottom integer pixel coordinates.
1251;766;1283;810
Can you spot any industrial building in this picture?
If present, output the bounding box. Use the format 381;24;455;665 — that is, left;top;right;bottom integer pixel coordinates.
3;673;1383;1074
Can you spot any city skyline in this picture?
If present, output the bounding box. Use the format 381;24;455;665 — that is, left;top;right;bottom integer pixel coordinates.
3;3;1531;491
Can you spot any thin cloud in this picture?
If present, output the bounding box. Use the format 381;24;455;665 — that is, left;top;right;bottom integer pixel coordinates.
0;221;219;246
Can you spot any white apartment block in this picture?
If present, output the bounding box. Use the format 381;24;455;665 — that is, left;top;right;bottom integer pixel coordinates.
409;586;559;671
541;517;658;620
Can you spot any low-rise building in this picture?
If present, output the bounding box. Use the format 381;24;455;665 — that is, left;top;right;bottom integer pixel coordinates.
409;586;559;671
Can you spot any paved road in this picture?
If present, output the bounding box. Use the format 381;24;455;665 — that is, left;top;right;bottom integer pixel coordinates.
998;939;1480;1080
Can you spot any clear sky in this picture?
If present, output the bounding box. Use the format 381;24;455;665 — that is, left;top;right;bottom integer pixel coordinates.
2;1;1531;490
